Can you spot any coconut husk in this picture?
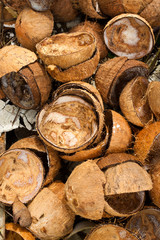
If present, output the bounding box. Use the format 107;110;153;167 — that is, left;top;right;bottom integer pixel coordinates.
78;0;105;19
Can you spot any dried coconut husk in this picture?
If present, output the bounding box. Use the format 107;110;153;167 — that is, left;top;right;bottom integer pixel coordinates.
150;163;160;208
65;160;106;220
0;88;6;100
50;0;78;22
15;8;54;51
2;0;29;12
85;224;138;240
105;110;132;153
69;20;108;59
98;0;152;17
28;183;75;240
47;48;100;82
26;0;51;11
126;208;160;240
37;93;100;154
95;56;149;107
104;14;155;59
9;135;61;186
119;76;153;127
74;0;106;19
1;61;52;109
0;45;37;78
6;223;35;240
97;152;137;170
104;161;152;217
60;126;108;161
0;148;44;205
134;122;160;165
36;32;96;69
147;81;160;121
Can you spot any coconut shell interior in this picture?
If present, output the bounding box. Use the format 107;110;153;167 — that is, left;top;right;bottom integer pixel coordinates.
104;14;155;59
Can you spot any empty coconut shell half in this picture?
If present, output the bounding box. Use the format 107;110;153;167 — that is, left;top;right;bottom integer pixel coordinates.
119;76;153;127
0;148;44;205
104;13;155;59
126;208;160;240
6;223;36;240
103;161;152;217
85;224;138;240
134;121;160;165
37;82;104;154
95;56;149;108
9;135;61;186
36;31;96;69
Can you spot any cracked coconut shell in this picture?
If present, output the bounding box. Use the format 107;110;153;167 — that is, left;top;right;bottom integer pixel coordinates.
104;14;155;59
28;183;75;240
15;8;54;51
36;31;96;69
65;160;106;220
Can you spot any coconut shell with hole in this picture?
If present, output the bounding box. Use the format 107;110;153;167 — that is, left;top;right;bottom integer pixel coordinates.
15;8;54;51
104;14;155;59
119;76;153;127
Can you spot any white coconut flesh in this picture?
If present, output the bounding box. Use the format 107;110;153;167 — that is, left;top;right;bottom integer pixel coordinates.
104;17;154;59
38;95;98;151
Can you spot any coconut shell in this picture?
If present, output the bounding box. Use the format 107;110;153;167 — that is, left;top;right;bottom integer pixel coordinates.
0;45;37;78
15;8;54;51
105;110;132;153
47;48;100;82
119;76;153;127
26;0;51;11
2;0;29;12
104;161;152;196
28;187;75;240
95;57;149;107
77;0;106;19
134;122;160;165
50;0;78;22
0;148;44;205
65;160;106;220
150;162;160;208
36;31;96;69
85;224;138;240
147;81;160;120
69;20;108;59
6;223;35;240
104;13;155;59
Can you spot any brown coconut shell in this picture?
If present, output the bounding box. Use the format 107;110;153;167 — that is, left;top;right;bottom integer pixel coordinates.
2;0;29;12
126;208;160;240
150;162;160;208
0;3;16;26
36;31;96;69
105;110;132;153
0;148;44;205
104;13;155;59
147;81;160;121
47;48;100;82
65;160;106;220
1;61;52;109
50;0;79;22
98;0;152;17
60;126;108;162
6;223;35;240
95;56;149;107
9;135;61;186
69;20;108;59
28;185;75;240
85;224;138;240
26;0;51;11
0;45;37;79
134;121;160;165
119;76;153;127
15;8;54;51
75;0;106;19
104;161;152;217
